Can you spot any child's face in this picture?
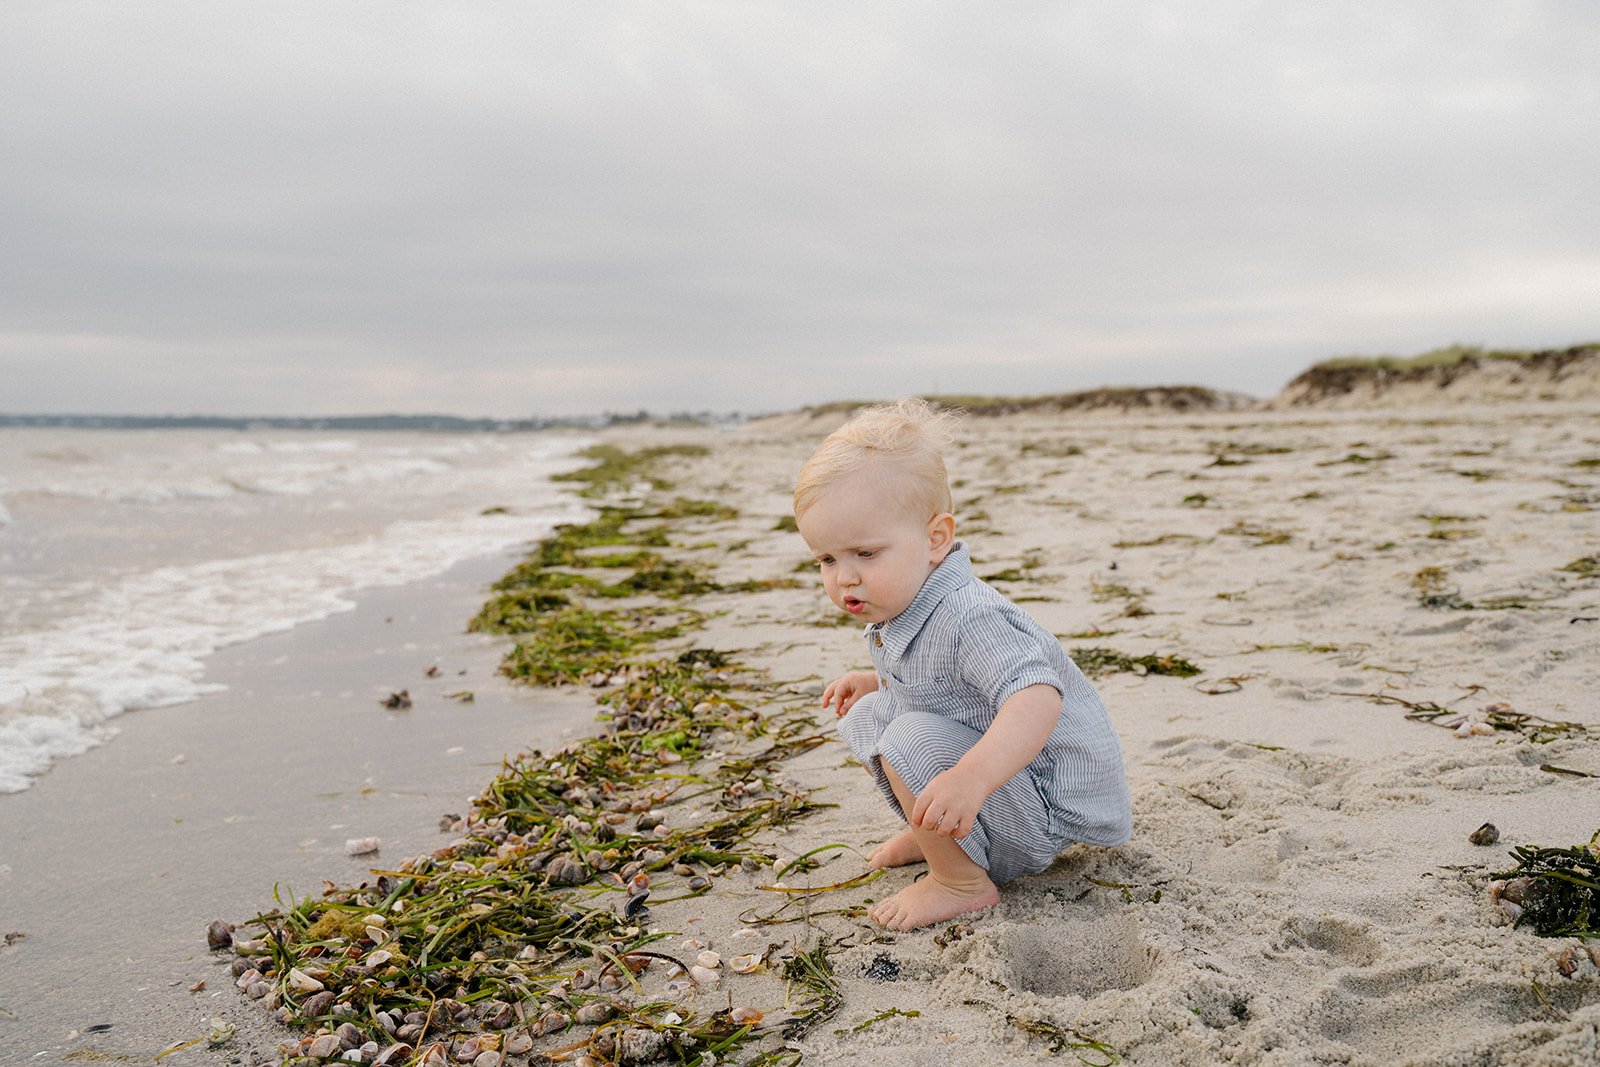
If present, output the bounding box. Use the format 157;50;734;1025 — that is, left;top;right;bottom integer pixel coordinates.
796;470;954;625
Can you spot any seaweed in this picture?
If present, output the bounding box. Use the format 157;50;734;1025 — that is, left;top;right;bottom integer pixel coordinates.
1218;522;1291;546
1332;690;1600;744
1492;832;1600;938
1562;555;1600;579
228;653;831;1064
552;443;710;497
1070;647;1201;679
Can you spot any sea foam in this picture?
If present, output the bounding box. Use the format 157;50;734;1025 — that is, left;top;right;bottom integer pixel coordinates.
0;430;593;793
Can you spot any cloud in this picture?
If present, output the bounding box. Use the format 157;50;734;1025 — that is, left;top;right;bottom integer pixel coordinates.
1;2;1596;415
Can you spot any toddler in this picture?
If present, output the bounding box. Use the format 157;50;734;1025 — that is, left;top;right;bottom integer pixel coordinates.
793;399;1131;930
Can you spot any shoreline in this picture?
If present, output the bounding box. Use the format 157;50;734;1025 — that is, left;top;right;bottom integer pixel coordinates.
0;548;601;1065
5;400;1598;1066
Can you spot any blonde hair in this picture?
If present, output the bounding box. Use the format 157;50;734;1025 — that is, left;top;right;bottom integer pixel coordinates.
793;398;961;520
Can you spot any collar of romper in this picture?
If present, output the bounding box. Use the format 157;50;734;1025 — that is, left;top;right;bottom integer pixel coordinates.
866;540;974;660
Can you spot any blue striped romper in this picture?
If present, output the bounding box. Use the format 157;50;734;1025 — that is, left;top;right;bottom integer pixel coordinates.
837;542;1132;883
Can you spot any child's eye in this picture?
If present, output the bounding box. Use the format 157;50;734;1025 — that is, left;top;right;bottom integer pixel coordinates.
818;556;834;567
857;549;875;558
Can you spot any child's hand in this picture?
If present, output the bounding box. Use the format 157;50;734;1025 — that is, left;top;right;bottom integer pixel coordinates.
910;767;986;840
821;670;879;717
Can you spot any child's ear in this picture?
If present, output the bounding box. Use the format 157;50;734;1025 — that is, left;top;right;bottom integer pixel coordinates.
927;512;956;561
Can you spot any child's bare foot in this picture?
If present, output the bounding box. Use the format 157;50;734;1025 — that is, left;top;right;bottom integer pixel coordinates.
867;829;924;869
868;874;999;931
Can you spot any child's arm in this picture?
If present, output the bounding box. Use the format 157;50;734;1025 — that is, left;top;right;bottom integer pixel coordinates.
908;682;1059;839
822;669;879;717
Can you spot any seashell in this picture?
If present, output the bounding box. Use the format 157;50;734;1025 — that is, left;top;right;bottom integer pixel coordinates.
307;1034;343;1058
1470;722;1495;736
206;919;234;949
674;863;697;877
1486;879;1506;903
573;1056;601;1067
624;891;651;921
288;968;326;993
336;1022;363;1050
729;1006;763;1026
1499;900;1525;921
245;980;272;1000
696;950;721;969
627;871;650;894
688;875;712;891
377;1011;399;1035
503;1033;533;1056
479;1001;514;1029
636;811;664;831
640;848;666;865
373;1043;414;1066
652;824;671;839
473;1053;502;1067
658;749;683;765
616;1027;668;1065
597;971;624;993
730;927;759;941
1468;822;1499;846
365;925;390;945
367;950;393;968
575;1002;614;1025
729;954;760;974
455;1036;484;1061
345;837;381;856
396;1024;423;1043
360;1043;381;1061
546;856;585;885
535;1011;568;1036
689;965;719;985
417;1044;450;1067
235;968;261;990
663;979;690;996
1501;877;1546;906
300;991;337;1020
230;958;252;977
233;938;269;955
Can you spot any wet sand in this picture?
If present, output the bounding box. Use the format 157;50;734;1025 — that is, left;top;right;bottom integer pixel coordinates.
0;551;598;1065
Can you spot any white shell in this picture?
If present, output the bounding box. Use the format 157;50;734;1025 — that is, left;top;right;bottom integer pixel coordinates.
345;836;381;856
689;965;720;985
287;968;325;993
729;953;760;974
696;950;721;969
1453;721;1474;738
1469;722;1495;736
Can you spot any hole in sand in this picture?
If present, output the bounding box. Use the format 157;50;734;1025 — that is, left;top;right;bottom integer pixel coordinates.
1001;914;1155;996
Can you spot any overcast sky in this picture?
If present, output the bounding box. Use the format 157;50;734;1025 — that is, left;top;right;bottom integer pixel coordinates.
2;2;1596;417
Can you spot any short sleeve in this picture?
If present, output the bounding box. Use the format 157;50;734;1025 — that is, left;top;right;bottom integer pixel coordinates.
955;605;1064;710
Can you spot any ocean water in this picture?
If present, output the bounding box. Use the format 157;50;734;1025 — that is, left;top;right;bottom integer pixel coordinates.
0;427;594;793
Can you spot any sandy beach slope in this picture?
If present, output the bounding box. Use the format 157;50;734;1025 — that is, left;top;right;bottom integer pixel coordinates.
6;399;1597;1067
572;401;1599;1066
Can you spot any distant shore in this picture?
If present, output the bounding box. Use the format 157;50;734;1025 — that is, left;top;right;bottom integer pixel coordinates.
5;341;1597;431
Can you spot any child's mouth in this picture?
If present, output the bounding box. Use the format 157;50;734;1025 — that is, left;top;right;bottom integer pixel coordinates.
844;597;865;615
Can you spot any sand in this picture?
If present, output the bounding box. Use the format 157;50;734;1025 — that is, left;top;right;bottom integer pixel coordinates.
5;399;1598;1065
